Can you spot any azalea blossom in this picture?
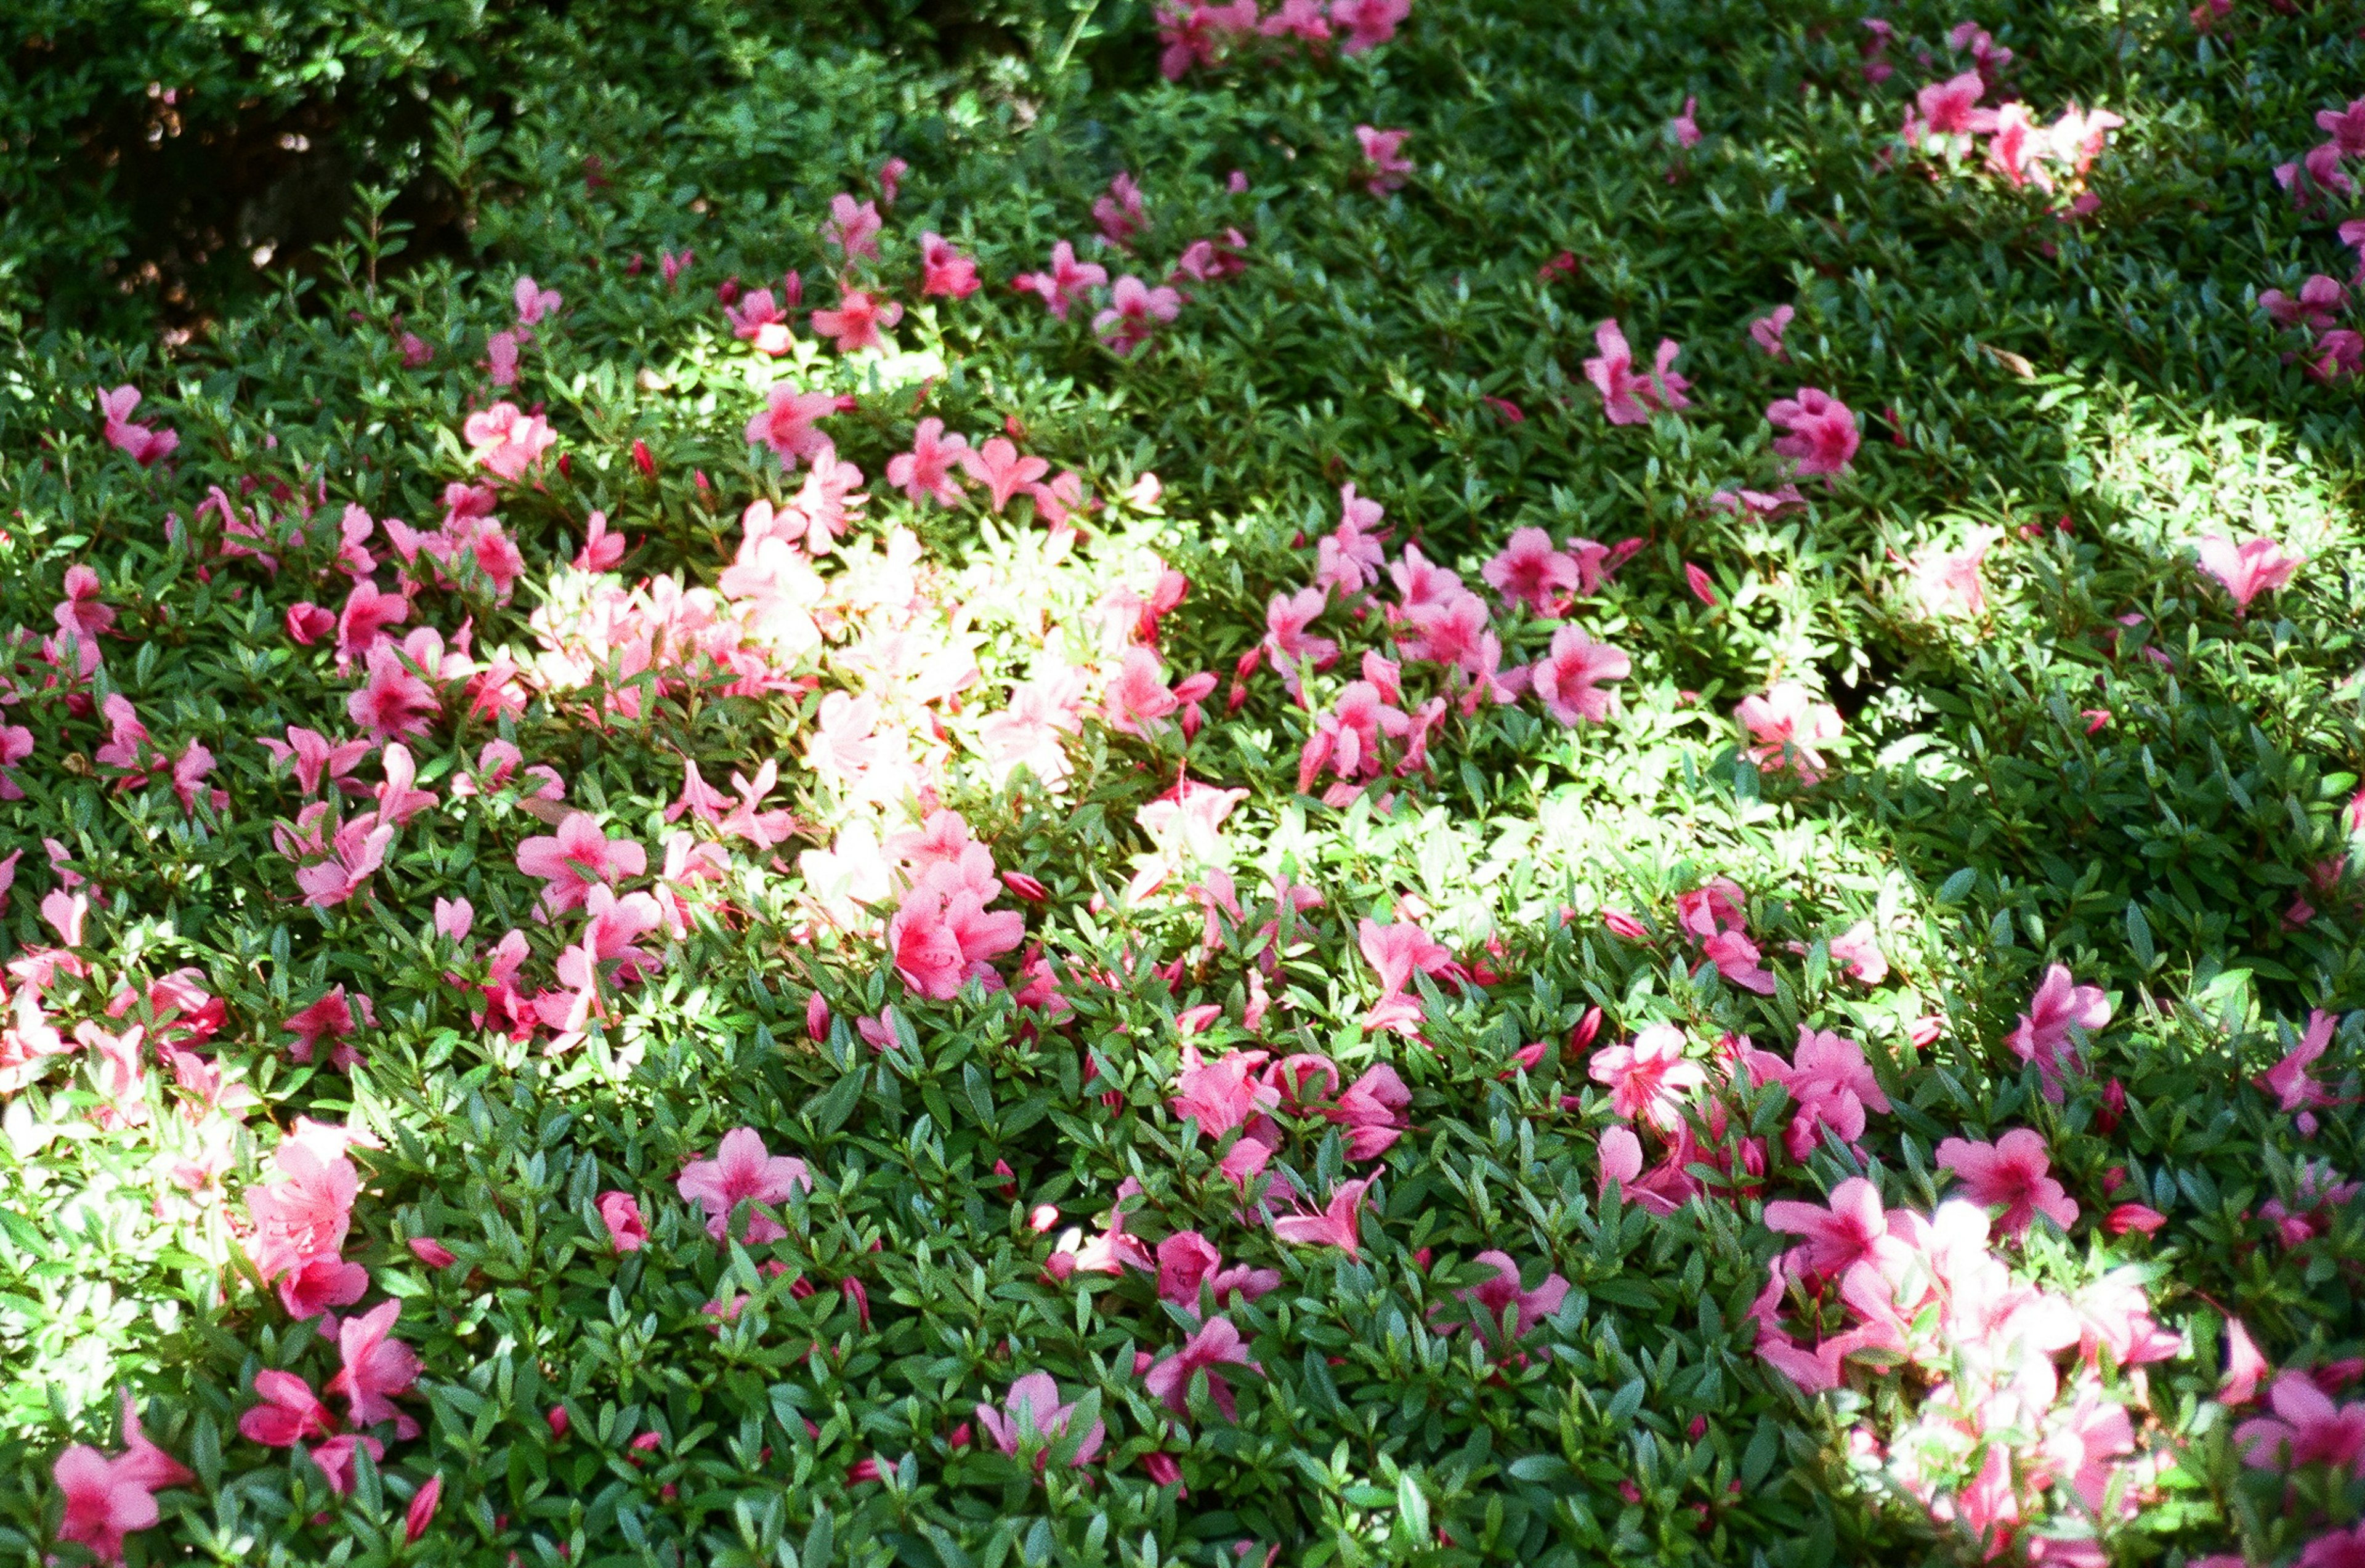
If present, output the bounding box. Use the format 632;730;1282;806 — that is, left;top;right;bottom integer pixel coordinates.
1766;388;1859;477
1143;1315;1260;1420
918;232;982;298
1590;1024;1704;1131
811;288;904;354
325;1299;422;1437
1936;1128;2079;1236
976;1372;1106;1470
1094;275;1182;355
1736;681;1843;781
1530;627;1630;725
1011;241;1107;320
1271;1176;1370;1257
2195;534;2301;613
2235;1371;2365;1473
1355;126;1413;195
676;1128;812;1243
886;418;972;506
2008;963;2109;1099
1749;304;1794;359
1585;320;1691;425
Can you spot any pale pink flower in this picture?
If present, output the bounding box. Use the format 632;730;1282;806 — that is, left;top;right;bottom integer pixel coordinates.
2008;963;2110;1099
1827;921;1887;985
1589;1024;1703;1131
1585;320;1691;424
52;1395;192;1565
1937;1128;2078;1236
1906;540;1988;619
886;418;972;506
1766;387;1859;477
726;288;794;355
1736;681;1842;780
283;985;374;1069
1455;1252;1571;1340
886;862;1025;1000
1914;71;1997;137
2195;534;2300;613
1170;1045;1278;1139
823;193;884;261
976;1372;1106;1469
238;1370;335;1448
2263;1008;2342;1134
325;1299;422;1437
1765;1178;1910;1279
1675;877;1747;940
676;1128;812;1243
244;1140;359;1283
255;723;370;797
462;402;557;483
1748;304;1794;359
1702;929;1777;995
1530;627;1629;725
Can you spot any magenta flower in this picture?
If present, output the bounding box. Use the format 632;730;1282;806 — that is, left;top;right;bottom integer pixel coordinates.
887;863;1025;1000
811;288;903;354
325;1299;422;1437
1765;387;1859;477
677;1128;812;1243
1584;320;1691;425
918;232;982;299
405;1473;442;1544
1748;304;1794;359
823;193;884;262
1736;681;1842;781
2007;963;2109;1099
1093;275;1182;355
1764;1178;1908;1279
1143;1315;1260;1420
744;384;841;467
885;418;972;506
97;385;179;467
1331;0;1410;54
1530;626;1630;725
1590;1024;1704;1131
726;288;794;355
1701;929;1776;995
347;636;443;740
1913;71;1997;137
2264;1009;2341;1134
2262;275;2349;333
975;1372;1106;1469
52;1398;192;1565
1668;96;1701;150
1355;126;1413;195
1481;528;1582;615
1012;241;1107;320
1936;1128;2078;1236
2236;1372;2365;1473
597;1190;648;1251
1093;172;1147;250
2195;534;2301;613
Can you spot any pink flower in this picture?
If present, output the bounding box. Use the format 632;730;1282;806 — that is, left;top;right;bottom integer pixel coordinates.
1355;126;1413;194
245;1140;358;1283
1675;878;1746;940
1094;275;1182;355
2195;534;2301;613
1170;1045;1278;1139
1914;71;1997;137
976;1373;1106;1473
919;232;982;298
1736;681;1842;780
886;418;972;506
1530;626;1630;725
238;1370;336;1447
2235;1372;2365;1473
1585;320;1691;425
515;812;646;918
811;288;902;354
1749;304;1794;359
1357;917;1460;1016
823;193;884;261
52;1399;192;1564
1327;1063;1411;1160
2008;963;2110;1099
462;402;557;483
1093;173;1148;250
2264;1009;2342;1133
598;1190;648;1251
1765;388;1859;477
1701;928;1776;995
1765;1178;1911;1279
97;385;179;467
959;437;1050;512
408;1237;457;1267
1143;1315;1260;1420
1937;1128;2079;1236
1330;0;1410;54
1271;1176;1371;1257
1482;528;1583;615
285;602;334;644
1455;1252;1571;1340
283;985;374;1069
887;863;1025;1000
347;634;444;741
1668;95;1701;150
726;289;794;355
1827;921;1887;985
1590;1024;1704;1131
325;1299;422;1437
2260;274;2348;332
1012;242;1107;320
307;1434;386;1497
677;1128;812;1243
405;1473;442;1544
744;384;840;467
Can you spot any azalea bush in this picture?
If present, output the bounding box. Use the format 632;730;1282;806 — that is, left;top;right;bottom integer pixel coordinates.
2;0;2365;1564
